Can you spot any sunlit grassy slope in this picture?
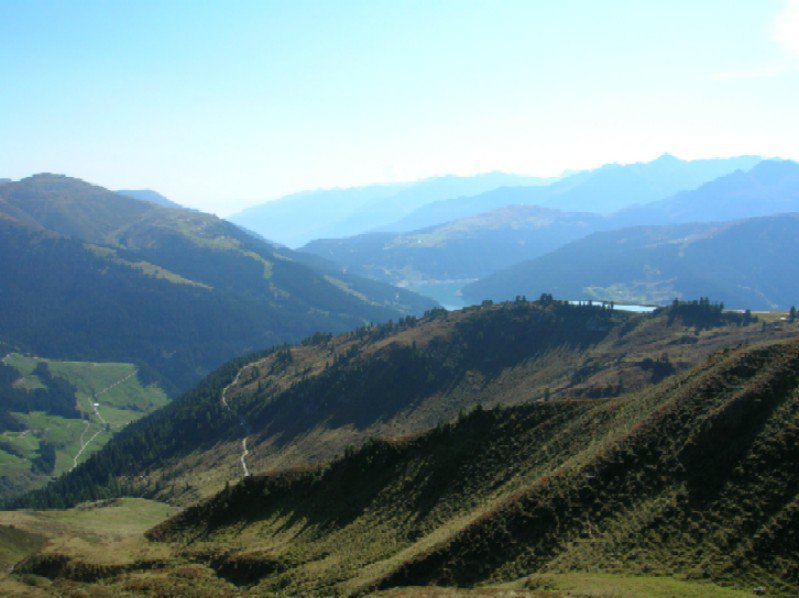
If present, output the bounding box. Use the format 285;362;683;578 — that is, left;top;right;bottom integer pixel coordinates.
0;498;177;596
0;352;168;499
144;337;799;596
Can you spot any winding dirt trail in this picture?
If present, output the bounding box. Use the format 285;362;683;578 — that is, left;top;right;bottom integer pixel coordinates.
95;370;137;397
71;422;101;470
221;367;251;477
240;438;250;477
69;369;137;471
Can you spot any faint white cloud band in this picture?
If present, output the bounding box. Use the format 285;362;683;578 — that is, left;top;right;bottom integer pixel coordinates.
713;0;799;80
773;0;799;57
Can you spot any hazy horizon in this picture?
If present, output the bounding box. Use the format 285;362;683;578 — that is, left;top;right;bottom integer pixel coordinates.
5;150;786;218
2;0;798;215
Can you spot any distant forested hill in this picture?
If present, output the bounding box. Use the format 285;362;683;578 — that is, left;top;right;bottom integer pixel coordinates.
0;174;435;394
302;205;603;285
228;172;551;247
464;213;799;309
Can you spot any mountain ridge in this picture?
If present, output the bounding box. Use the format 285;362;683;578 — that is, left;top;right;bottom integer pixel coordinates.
615;158;799;226
382;154;761;232
302;205;604;286
0;174;435;395
116;189;183;209
228;172;553;247
9;297;791;512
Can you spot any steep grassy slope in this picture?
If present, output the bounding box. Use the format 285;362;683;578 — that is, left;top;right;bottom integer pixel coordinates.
379;338;799;594
9;299;793;513
10;335;796;595
465;214;799;309
144;337;799;596
0;351;168;500
0;174;434;394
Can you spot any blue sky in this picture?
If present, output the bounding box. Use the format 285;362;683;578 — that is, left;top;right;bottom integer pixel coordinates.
1;0;798;214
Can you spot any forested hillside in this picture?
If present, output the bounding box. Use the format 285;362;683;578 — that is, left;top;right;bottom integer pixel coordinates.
116;189;183;209
0;174;434;394
4;1;797;595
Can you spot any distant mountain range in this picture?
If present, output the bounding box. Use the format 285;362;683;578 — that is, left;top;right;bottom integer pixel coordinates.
302;159;799;309
116;189;183;209
614;158;799;226
0;174;434;394
228;172;553;247
463;213;799;310
380;154;761;232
